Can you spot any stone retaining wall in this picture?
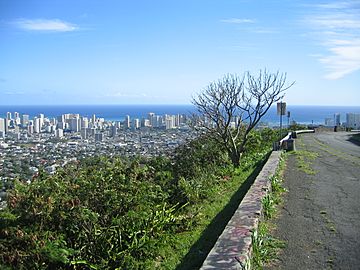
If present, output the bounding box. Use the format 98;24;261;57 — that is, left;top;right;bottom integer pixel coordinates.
200;151;282;270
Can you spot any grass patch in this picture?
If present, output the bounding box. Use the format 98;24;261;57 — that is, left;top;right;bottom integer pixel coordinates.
262;194;276;219
251;154;287;269
251;222;286;269
320;210;337;233
152;157;269;269
294;150;318;175
314;136;360;165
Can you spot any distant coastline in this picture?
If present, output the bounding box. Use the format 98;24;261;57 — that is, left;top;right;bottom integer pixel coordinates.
1;104;360;125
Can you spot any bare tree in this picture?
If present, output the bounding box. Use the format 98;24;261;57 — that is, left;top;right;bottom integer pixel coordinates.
192;70;294;167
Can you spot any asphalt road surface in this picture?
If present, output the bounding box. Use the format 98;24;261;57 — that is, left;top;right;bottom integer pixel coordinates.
267;131;360;270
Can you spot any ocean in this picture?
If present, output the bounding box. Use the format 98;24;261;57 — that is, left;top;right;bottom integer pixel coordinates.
0;104;360;126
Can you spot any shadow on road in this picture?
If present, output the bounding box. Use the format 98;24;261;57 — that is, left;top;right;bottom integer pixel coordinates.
347;133;360;147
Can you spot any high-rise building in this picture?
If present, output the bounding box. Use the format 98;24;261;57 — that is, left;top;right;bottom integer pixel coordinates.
57;121;65;129
39;113;45;129
27;125;33;134
148;112;156;127
133;118;140;129
334;113;341;126
81;117;89;129
95;133;103;142
325;117;334;127
56;129;64;138
81;128;88;139
22;114;30;126
58;115;65;123
70;118;81;132
125;115;131;129
4;119;9;133
346;113;360;129
111;125;117;137
27;120;33;134
165;115;175;129
115;121;121;129
142;119;150;127
175;114;180;127
0;118;5;137
6;112;11;121
90;128;96;136
50;118;57;126
33;117;41;133
13;112;21;126
156;115;162;128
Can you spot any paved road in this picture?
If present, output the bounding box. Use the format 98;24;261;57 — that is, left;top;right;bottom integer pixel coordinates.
267;132;360;269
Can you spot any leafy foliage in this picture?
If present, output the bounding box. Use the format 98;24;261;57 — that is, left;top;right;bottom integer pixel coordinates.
1;130;273;269
171;135;233;204
1;156;177;269
192;71;294;167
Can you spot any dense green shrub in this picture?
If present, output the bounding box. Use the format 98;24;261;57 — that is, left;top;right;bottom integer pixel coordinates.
0;157;180;269
171;135;232;204
0;130;273;269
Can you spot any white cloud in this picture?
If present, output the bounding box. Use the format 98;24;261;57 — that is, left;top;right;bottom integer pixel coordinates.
306;1;360;79
4;91;25;95
220;18;255;24
319;40;360;79
314;1;360;9
106;92;148;98
13;19;78;32
309;15;360;30
252;28;278;34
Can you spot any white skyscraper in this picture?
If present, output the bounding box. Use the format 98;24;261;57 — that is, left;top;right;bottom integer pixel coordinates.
148;112;156;127
13;112;21;125
33;117;41;133
56;129;64;138
165;115;175;129
39;113;45;129
22;114;30;126
125;115;131;129
133;118;140;129
0;118;5;137
81;117;89;129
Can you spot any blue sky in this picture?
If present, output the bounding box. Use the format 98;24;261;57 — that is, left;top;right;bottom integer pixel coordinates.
0;0;359;105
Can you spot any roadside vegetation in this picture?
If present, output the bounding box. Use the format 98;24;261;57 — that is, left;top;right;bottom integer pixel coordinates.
251;154;287;269
1;128;278;269
294;150;319;175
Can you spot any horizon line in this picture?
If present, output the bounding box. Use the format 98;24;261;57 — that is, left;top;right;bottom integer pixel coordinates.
1;104;360;107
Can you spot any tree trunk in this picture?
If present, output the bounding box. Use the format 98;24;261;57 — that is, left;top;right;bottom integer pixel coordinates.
229;149;241;167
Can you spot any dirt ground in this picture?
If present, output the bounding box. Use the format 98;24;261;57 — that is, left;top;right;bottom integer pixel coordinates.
266;131;360;270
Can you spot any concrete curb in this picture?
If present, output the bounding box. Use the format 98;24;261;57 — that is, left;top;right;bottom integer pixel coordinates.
200;151;282;270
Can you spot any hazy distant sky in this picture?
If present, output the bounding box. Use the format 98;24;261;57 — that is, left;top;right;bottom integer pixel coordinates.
0;0;359;105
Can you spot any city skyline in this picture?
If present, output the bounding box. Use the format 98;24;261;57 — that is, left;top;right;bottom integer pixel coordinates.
1;0;359;106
